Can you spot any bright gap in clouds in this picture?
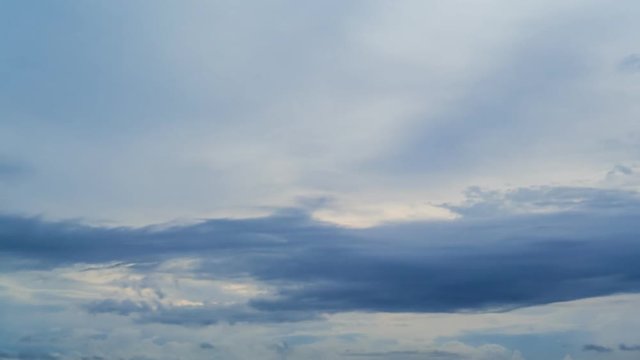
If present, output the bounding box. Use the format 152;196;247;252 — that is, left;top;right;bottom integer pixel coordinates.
2;1;640;359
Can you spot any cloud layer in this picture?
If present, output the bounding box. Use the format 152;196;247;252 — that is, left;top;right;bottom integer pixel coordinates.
2;185;640;323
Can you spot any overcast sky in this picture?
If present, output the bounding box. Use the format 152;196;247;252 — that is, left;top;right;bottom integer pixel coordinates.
2;1;640;359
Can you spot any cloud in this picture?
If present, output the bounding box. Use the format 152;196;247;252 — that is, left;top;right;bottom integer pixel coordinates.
446;185;640;217
343;350;462;359
198;342;214;350
86;299;153;316
2;2;640;358
582;344;613;353
342;342;523;360
86;299;318;326
619;343;640;351
1;0;639;228
0;158;28;182
3;185;640;320
618;54;640;73
0;351;59;360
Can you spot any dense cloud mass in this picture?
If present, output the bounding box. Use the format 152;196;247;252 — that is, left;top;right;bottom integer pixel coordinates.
2;186;640;322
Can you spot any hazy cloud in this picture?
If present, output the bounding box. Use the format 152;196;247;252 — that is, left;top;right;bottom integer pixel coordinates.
619;343;640;351
582;344;613;353
198;343;214;350
618;54;640;73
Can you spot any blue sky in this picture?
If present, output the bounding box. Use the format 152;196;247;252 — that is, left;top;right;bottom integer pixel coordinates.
2;1;640;359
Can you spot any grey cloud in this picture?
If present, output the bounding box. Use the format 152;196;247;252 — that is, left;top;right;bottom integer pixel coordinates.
0;208;332;268
607;164;634;177
619;344;640;351
86;299;318;326
138;304;319;326
0;351;59;360
583;344;613;353
14;329;70;348
87;334;108;341
447;186;640;217
3;186;640;319
618;54;640;73
0;162;22;176
0;158;29;182
86;299;153;316
272;341;292;360
198;342;214;350
343;350;462;359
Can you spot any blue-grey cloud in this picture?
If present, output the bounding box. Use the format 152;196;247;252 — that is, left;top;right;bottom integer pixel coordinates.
618;54;640;73
0;350;58;360
198;342;214;350
85;299;152;316
582;344;613;353
619;343;640;351
343;350;462;359
3;186;640;321
0;158;28;182
86;299;318;325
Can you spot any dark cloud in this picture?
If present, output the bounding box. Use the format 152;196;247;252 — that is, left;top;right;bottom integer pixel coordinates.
198;342;214;350
0;208;338;268
583;344;613;353
3;186;640;321
619;343;640;351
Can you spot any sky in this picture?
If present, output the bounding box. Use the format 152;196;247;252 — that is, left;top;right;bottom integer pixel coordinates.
1;1;640;359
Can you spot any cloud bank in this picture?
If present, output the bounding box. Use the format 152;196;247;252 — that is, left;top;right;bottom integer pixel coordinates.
2;185;640;324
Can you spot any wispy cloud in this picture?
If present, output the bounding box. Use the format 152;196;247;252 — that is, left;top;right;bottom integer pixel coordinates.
582;344;613;353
